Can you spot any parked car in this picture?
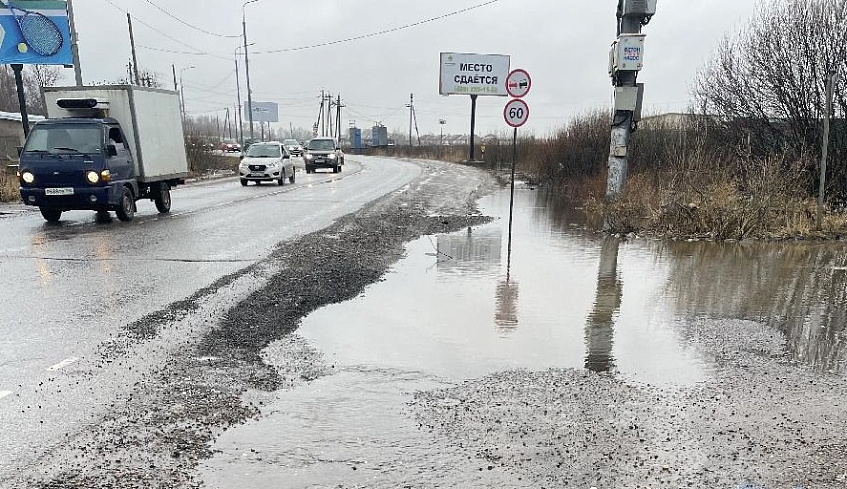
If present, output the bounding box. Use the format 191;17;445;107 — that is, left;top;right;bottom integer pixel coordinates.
239;141;295;186
303;137;345;174
282;138;303;157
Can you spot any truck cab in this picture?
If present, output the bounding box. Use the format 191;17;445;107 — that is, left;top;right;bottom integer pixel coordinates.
19;118;139;222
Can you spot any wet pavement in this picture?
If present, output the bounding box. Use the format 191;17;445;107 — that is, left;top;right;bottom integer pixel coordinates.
0;157;422;481
4;162;847;487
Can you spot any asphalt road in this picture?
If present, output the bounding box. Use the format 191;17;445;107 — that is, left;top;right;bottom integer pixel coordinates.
0;157;421;479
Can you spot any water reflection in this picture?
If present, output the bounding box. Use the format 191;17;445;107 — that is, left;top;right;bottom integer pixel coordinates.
585;238;622;373
435;227;501;276
494;278;519;336
663;241;847;374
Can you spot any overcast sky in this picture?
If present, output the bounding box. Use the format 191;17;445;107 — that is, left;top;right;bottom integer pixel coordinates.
68;0;760;137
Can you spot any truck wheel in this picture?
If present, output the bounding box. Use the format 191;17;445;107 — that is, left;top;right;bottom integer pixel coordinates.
333;165;340;174
40;208;62;222
277;174;285;186
289;170;296;184
116;186;135;222
305;165;313;174
240;178;248;186
154;183;171;213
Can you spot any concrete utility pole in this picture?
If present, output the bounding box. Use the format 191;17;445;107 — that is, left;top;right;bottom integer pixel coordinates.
67;0;83;86
606;0;656;201
127;14;140;85
242;0;260;144
408;93;414;147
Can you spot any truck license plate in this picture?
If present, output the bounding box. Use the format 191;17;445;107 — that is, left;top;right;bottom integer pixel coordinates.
45;188;74;196
250;173;264;177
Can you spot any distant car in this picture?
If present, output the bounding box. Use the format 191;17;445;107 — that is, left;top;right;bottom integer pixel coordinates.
239;141;295;186
303;137;345;174
282;138;303;157
221;141;241;152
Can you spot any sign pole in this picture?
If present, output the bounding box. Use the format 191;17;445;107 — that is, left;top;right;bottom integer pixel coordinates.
469;94;478;162
506;126;518;280
12;64;30;138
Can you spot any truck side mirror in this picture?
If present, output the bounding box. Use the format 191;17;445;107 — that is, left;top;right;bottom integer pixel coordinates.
239;154;244;160
106;144;118;157
16;146;23;157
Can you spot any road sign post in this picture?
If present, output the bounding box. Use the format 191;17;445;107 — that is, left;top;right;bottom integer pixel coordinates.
503;69;531;281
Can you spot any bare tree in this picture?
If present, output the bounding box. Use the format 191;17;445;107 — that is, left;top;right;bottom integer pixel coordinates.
695;0;847;197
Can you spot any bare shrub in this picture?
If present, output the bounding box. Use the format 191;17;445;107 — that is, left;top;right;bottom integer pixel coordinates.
0;167;19;203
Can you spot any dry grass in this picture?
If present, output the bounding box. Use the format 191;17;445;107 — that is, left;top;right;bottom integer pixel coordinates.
0;166;19;203
587;157;847;240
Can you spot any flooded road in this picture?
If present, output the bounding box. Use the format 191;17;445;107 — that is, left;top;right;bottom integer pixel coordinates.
201;182;847;488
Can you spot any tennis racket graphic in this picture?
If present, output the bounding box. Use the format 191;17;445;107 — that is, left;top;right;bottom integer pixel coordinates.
3;1;63;56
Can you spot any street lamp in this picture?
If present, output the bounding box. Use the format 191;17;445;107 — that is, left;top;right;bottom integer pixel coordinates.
179;65;196;130
234;43;255;151
242;0;261;145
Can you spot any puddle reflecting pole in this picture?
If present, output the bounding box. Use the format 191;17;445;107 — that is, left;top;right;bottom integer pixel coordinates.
585;238;622;373
506;127;518;280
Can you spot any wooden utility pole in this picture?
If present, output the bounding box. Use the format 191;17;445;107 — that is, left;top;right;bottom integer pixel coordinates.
817;71;836;231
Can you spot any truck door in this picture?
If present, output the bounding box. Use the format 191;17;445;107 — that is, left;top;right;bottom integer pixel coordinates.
106;125;135;181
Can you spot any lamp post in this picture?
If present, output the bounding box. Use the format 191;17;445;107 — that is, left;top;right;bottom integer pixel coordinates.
234;43;254;152
179;66;195;130
242;0;260;145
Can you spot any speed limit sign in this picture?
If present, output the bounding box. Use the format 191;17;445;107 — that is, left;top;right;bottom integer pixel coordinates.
504;98;529;128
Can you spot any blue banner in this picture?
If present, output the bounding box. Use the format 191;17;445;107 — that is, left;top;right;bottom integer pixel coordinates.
0;0;73;65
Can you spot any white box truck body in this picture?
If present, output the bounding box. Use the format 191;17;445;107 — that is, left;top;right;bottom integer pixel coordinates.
43;85;189;182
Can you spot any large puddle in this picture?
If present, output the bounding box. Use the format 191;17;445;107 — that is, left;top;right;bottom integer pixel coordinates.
300;185;847;385
201;185;847;488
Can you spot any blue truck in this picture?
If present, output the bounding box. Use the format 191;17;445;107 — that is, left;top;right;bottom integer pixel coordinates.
18;85;190;222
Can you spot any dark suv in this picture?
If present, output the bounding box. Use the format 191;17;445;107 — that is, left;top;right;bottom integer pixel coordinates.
303;137;344;174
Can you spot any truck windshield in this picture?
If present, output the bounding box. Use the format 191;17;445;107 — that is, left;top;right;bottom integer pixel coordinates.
308;139;335;151
24;125;103;155
246;145;281;158
283;139;299;146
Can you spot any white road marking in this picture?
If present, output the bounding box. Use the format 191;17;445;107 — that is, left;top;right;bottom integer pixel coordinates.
0;391;12;400
46;357;79;371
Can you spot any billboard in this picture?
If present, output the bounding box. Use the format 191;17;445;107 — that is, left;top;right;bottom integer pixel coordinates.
0;0;73;65
439;52;510;97
244;101;279;123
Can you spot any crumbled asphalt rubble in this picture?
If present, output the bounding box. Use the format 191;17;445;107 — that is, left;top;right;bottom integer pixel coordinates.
18;160;496;489
412;318;847;488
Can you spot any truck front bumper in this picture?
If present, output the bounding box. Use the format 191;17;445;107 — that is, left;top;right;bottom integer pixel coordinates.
21;186;117;210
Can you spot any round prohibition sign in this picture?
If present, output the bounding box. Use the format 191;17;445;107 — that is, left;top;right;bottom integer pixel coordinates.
506;69;532;98
504;99;530;128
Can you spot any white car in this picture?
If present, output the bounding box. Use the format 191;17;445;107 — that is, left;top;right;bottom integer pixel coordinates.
239;142;295;186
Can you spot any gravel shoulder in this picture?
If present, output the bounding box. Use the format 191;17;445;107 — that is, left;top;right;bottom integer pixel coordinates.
412;318;847;488
6;159;497;489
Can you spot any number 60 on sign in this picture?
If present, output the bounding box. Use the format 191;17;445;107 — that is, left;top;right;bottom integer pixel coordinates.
504;99;529;128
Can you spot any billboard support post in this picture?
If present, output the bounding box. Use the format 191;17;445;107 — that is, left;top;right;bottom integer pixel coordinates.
12;64;30;138
469;94;478;161
67;0;83;85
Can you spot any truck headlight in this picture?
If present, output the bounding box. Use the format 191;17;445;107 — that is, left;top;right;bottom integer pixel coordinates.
328;154;337;160
21;171;34;184
304;154;314;160
86;170;100;184
100;170;111;182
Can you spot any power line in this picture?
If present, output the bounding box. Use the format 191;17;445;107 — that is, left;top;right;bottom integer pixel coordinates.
135;0;504;59
99;0;230;60
141;0;240;38
252;0;503;55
